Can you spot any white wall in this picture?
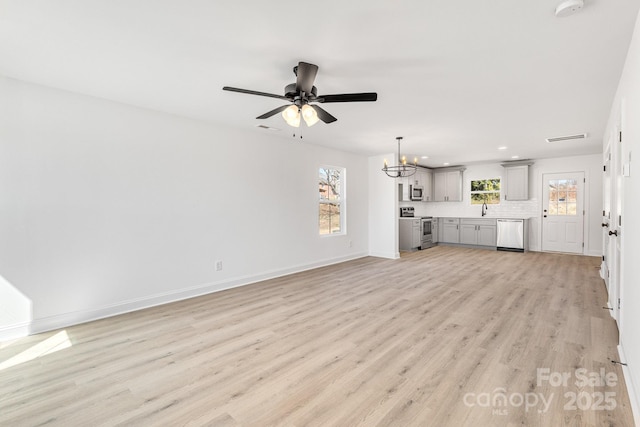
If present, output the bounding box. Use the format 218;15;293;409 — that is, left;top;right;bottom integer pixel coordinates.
0;77;370;339
406;155;603;254
605;8;640;423
368;154;399;259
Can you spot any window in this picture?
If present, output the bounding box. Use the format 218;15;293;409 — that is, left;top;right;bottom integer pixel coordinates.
470;178;501;205
318;167;344;235
547;179;577;215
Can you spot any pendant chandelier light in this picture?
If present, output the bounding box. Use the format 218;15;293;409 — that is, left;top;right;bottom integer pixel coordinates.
281;104;320;127
382;136;417;178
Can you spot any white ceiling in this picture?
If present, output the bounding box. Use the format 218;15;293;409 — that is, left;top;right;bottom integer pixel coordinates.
1;1;638;167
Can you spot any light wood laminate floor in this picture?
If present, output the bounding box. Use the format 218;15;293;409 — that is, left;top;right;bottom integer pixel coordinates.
0;246;635;426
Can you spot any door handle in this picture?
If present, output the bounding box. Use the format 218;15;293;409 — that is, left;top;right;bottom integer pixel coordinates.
609;230;618;236
543;215;547;218
602;223;609;227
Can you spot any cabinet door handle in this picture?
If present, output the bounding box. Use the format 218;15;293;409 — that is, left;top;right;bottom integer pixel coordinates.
601;223;609;227
609;230;618;236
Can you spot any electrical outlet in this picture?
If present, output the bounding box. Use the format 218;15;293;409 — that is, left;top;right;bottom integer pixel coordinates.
215;260;223;271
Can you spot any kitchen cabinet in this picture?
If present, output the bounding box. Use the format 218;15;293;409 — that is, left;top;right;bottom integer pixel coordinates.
440;218;460;243
502;162;533;201
459;218;497;246
398;176;410;202
433;169;464;202
398;169;433;202
416;170;433;201
432;217;439;243
399;218;421;250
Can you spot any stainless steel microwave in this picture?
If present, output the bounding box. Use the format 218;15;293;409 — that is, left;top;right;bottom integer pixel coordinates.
410;185;423;201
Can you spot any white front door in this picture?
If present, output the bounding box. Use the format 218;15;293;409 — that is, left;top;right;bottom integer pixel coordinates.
541;172;585;254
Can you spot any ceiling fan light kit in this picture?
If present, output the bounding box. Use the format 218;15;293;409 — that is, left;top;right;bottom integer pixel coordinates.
281;104;320;128
223;61;377;128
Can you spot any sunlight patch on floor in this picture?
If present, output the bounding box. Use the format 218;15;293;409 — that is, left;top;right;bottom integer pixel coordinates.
0;330;72;371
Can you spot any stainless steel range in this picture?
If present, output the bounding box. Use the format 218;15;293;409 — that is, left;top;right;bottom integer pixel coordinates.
399;207;434;250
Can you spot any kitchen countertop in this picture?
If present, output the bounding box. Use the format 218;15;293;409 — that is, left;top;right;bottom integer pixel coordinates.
434;216;534;220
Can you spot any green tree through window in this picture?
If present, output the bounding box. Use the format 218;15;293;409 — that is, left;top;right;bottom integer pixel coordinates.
470;178;501;205
319;167;345;235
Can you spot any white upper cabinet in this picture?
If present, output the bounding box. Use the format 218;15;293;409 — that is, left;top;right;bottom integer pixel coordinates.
433;169;464;202
398;176;410;201
416;169;433;201
502;162;533;201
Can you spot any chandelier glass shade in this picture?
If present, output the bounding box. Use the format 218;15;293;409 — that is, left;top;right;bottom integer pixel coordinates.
282;104;319;127
382;137;417;178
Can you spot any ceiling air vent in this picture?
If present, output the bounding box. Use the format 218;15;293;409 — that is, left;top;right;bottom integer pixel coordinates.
545;133;587;143
256;124;280;131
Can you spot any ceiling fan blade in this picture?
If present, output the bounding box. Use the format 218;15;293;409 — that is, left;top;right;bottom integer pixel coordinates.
310;104;337;123
223;86;291;101
295;62;318;94
317;92;378;103
256;104;291;119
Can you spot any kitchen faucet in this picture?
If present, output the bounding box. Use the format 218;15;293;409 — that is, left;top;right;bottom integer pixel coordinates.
482;201;488;217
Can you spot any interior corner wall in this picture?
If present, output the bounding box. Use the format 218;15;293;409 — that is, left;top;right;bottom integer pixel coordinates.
0;76;370;338
368;154;398;259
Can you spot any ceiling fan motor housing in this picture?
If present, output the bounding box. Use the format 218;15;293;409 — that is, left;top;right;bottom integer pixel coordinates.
285;83;317;99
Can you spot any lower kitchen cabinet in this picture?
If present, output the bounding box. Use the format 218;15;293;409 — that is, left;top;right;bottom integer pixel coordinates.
440;218;460;243
459;218;497;246
478;225;497;246
399;218;422;250
460;224;478;245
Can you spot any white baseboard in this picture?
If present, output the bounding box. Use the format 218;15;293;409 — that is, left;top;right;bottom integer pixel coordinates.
618;343;640;426
0;322;31;342
368;250;400;259
1;252;368;341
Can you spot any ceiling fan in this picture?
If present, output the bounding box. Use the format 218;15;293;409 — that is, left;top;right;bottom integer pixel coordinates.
222;61;377;127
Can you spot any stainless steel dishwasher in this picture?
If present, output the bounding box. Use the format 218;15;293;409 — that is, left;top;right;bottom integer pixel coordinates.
496;219;527;252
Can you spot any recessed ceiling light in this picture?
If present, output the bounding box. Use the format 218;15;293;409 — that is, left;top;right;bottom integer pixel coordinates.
443;162;450;166
498;146;508;150
511;155;520;159
421;156;429;159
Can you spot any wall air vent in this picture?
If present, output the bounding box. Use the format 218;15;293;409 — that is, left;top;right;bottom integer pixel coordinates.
545;133;587;143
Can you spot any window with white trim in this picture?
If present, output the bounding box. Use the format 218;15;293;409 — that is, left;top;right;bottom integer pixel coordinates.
318;167;345;235
470;178;501;204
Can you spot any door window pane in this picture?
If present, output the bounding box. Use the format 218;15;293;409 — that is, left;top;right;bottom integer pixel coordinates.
558;202;567;215
548;179;577;216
